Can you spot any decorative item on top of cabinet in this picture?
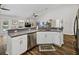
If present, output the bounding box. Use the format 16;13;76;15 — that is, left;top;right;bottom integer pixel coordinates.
49;19;56;28
49;19;63;28
18;20;25;28
12;20;18;29
25;18;31;27
2;20;9;30
12;20;18;25
31;20;37;27
46;21;51;29
25;22;31;27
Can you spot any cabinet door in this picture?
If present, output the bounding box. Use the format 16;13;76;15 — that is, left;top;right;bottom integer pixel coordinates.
59;32;64;45
11;37;20;55
37;32;46;44
37;32;52;44
11;35;27;55
46;32;53;43
52;32;62;47
37;32;63;46
20;35;27;53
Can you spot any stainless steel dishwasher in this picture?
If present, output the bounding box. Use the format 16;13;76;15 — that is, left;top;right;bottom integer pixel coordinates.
27;33;37;50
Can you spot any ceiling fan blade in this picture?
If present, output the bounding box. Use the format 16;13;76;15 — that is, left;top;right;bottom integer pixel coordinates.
0;8;10;11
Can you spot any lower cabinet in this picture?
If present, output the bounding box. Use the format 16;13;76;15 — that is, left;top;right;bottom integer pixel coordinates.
19;35;27;54
52;32;64;46
37;32;53;44
37;32;63;47
9;35;27;55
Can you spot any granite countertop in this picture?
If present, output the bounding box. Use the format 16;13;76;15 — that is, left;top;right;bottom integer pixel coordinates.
7;27;63;38
9;30;38;38
7;27;37;38
7;27;36;31
38;27;63;32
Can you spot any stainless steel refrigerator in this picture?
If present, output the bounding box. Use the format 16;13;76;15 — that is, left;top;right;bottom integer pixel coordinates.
74;8;79;54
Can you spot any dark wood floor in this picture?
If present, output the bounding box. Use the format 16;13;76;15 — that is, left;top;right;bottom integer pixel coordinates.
23;35;76;55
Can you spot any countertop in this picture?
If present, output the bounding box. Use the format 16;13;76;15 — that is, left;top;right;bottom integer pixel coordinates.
8;27;37;38
38;27;63;32
7;27;63;38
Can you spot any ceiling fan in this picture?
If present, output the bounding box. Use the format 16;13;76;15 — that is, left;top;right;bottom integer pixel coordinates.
0;4;10;11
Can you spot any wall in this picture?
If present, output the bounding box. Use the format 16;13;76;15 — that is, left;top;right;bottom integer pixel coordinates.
0;14;25;32
0;4;79;35
38;5;79;35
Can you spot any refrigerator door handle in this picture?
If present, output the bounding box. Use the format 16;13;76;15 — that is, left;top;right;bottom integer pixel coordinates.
74;16;78;38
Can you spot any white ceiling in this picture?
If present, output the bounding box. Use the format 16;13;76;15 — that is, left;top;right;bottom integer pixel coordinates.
1;4;78;18
0;4;78;17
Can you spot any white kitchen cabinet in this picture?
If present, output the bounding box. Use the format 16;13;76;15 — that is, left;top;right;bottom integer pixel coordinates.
11;37;21;55
20;35;27;53
52;32;63;47
8;35;27;55
37;32;53;44
37;32;63;47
